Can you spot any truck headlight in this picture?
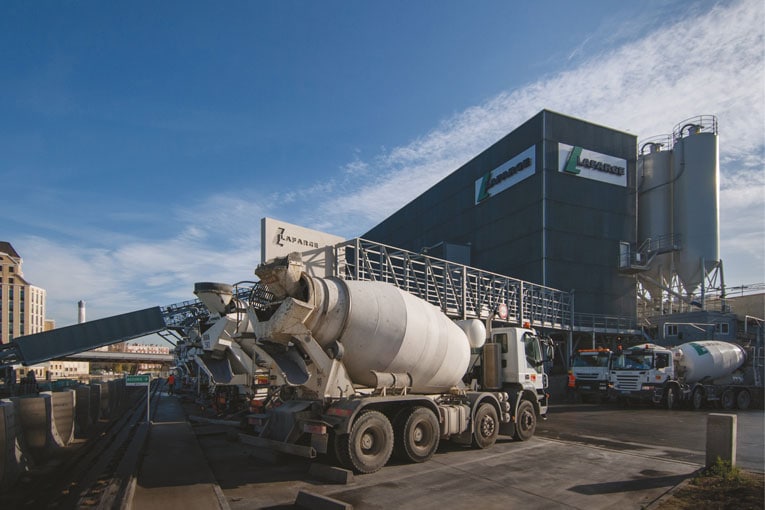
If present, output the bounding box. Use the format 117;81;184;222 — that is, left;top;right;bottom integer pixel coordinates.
641;385;654;391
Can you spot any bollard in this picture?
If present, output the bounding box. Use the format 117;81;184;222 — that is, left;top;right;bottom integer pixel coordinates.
706;413;737;467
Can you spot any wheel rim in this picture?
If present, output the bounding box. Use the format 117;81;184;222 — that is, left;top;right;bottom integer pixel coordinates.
520;409;533;431
480;414;496;438
410;420;435;454
412;424;425;445
361;431;374;451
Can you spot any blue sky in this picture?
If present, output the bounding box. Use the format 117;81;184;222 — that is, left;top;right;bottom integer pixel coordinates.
2;0;763;328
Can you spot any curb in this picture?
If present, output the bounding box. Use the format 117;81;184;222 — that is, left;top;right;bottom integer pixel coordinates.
644;468;703;509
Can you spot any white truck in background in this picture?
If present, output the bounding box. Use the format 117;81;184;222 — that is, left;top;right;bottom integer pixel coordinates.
570;349;612;403
195;253;553;473
609;341;764;410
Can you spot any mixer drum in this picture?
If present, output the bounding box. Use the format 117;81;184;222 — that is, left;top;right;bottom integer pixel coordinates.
674;341;745;384
308;278;471;393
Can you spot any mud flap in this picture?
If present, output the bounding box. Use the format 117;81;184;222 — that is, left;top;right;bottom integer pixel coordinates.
499;421;516;437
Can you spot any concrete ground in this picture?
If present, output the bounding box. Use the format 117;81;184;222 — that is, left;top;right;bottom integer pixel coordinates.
188;400;702;510
205;433;699;510
129;384;765;510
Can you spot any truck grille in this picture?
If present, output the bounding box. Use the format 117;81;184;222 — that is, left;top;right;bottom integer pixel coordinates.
575;373;599;381
613;374;641;391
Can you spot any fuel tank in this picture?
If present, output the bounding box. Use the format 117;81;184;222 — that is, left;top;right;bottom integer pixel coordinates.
673;341;746;384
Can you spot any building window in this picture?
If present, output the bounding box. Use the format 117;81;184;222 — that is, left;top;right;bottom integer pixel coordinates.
715;323;730;335
666;324;678;336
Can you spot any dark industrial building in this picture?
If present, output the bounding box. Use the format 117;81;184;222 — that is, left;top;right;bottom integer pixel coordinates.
365;110;638;319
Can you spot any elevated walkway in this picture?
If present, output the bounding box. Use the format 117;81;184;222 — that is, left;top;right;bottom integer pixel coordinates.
331;238;574;331
329;238;641;337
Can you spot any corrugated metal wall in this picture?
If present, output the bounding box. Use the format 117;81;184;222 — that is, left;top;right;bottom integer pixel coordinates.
364;110;637;317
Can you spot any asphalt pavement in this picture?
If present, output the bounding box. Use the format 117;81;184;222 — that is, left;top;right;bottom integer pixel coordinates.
125;390;764;510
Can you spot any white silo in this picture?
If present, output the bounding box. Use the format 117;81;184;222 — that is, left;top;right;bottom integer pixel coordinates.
671;116;719;294
637;135;673;301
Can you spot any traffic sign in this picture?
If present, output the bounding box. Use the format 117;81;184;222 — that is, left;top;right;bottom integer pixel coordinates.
125;374;150;386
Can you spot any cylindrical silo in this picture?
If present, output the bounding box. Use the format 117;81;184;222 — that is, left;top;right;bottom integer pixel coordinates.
637;135;673;301
672;116;719;294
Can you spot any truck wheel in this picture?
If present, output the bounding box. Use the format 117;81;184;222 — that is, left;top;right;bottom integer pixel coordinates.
691;387;705;410
472;403;499;449
513;400;536;441
341;410;393;474
394;407;440;463
330;431;352;470
736;389;751;410
721;388;736;410
665;386;678;410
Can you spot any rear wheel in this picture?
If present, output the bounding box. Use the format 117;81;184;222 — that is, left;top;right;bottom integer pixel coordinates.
393;407;440;463
513;400;537;441
736;389;751;410
472;403;499;449
665;386;678;410
721;388;736;410
691;387;705;410
330;431;352;470
338;410;393;474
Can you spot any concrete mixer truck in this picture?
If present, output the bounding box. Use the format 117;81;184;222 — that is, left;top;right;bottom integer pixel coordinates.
608;341;764;410
194;253;553;473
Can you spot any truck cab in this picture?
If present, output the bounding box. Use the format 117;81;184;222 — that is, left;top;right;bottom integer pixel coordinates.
570;349;611;402
480;326;551;421
609;345;675;407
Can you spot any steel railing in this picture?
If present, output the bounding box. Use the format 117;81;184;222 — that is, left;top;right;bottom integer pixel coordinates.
332;238;573;330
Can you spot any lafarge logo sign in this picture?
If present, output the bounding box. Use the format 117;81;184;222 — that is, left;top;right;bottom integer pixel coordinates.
275;227;320;249
558;143;627;187
475;145;536;204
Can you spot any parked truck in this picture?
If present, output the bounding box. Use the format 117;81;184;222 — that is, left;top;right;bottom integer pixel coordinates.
570;349;612;403
195;253;553;473
608;341;764;410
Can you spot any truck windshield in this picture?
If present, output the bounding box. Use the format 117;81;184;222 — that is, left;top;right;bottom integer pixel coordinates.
572;353;610;368
612;351;653;370
523;333;543;372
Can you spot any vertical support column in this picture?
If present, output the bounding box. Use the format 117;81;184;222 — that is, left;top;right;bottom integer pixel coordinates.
567;330;573;370
461;265;467;320
354;238;360;281
706;413;737;467
146;379;151;424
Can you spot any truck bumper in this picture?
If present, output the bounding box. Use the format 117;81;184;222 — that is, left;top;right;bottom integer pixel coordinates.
609;387;663;404
575;381;608;395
